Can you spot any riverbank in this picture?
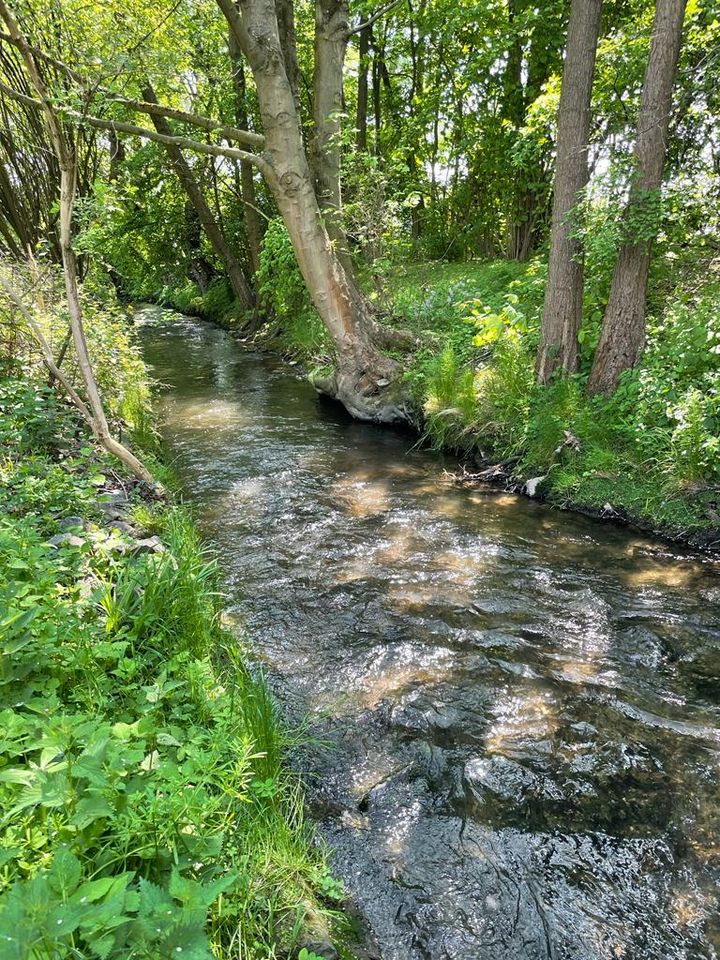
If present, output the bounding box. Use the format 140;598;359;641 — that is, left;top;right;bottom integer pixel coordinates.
177;251;720;556
0;304;347;958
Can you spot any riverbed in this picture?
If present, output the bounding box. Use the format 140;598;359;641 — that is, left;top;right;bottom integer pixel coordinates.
141;313;720;960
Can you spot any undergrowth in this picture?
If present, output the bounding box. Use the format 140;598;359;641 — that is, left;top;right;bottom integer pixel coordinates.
0;326;344;957
395;259;720;538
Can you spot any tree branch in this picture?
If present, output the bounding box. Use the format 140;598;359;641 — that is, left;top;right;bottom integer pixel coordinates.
348;0;403;37
214;0;253;61
0;29;264;149
0;81;274;179
103;94;264;149
0;271;94;424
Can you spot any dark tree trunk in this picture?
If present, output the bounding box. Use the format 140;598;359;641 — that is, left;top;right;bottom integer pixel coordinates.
372;35;385;157
356;21;370;151
142;84;254;310
108;128;125;182
588;0;688;395
503;0;559;262
536;0;603;383
106;129;130;294
503;0;528;259
228;30;263;276
183;199;216;292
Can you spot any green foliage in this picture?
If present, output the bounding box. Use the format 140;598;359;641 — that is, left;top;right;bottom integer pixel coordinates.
398;260;541;454
418;344;478;450
397;255;720;534
341;152;412;264
0;376;342;959
474;330;535;458
0;271;154;451
256;220;330;360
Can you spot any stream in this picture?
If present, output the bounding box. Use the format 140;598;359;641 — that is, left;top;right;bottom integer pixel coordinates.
141;313;720;960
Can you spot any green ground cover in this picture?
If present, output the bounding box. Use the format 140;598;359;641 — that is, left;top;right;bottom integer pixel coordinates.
0;306;345;959
388;259;719;538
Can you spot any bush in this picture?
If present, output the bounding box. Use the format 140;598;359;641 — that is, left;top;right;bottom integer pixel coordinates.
395;254;720;533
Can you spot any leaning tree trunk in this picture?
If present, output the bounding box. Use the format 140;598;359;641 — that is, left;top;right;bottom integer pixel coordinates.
587;0;687;395
216;0;404;422
536;0;603;383
143;85;254;311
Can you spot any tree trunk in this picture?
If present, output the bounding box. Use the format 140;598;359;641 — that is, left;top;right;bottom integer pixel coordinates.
372;35;384;156
588;0;687;395
106;128;129;294
275;0;302;116
228;31;263;276
142;84;254;310
536;0;603;383
503;0;558;262
183;199;216;292
216;0;405;423
356;21;370;151
503;0;527;259
58;163;158;487
312;0;354;272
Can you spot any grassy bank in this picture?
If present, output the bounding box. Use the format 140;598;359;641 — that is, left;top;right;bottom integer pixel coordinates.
0;301;345;958
388;259;720;546
188;224;719;549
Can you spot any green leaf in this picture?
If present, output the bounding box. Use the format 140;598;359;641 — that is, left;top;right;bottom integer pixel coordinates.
48;848;82;897
71;872;133;905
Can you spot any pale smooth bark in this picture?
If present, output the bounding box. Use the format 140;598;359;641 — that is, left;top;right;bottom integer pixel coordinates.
216;0;405;422
536;0;603;383
275;0;302;116
312;0;354;271
588;0;688;395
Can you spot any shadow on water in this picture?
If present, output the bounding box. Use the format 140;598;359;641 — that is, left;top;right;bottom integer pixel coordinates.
140;312;720;960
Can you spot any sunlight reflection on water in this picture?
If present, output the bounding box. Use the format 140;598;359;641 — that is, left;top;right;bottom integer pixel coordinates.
142;313;720;960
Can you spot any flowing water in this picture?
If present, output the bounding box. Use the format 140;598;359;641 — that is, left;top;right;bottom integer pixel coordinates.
141;313;720;960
